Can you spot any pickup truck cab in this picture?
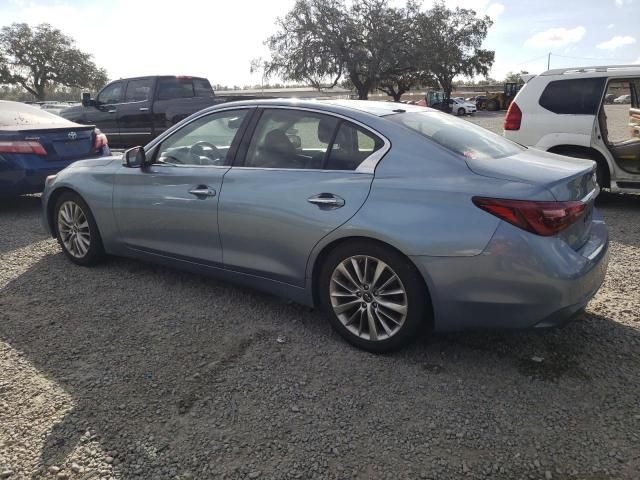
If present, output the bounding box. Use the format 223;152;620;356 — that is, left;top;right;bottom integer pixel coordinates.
60;76;229;148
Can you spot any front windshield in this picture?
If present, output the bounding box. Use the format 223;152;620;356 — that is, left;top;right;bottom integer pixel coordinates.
388;110;524;160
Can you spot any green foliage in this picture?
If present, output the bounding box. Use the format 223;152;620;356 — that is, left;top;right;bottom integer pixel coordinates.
264;0;495;101
504;70;528;83
417;2;495;99
0;23;108;100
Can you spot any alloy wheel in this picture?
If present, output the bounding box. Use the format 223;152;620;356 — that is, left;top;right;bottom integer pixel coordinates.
57;200;91;258
329;255;408;341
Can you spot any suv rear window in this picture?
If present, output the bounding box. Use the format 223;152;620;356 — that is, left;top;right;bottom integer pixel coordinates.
388;111;523;160
539;78;606;114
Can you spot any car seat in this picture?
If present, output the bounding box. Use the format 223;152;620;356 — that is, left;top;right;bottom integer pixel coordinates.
255;129;303;168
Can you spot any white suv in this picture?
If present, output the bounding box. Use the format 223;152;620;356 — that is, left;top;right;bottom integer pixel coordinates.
503;65;640;192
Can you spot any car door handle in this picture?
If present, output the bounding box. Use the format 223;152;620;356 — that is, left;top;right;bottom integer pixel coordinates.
188;186;216;197
307;193;345;209
139;107;149;112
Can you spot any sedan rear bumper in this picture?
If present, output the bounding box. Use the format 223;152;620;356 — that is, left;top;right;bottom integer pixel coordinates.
410;211;609;332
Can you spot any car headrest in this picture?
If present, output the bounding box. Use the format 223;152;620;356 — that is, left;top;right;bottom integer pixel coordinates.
264;129;295;153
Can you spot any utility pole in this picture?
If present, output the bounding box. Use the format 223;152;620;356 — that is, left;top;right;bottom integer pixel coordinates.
547;52;551;70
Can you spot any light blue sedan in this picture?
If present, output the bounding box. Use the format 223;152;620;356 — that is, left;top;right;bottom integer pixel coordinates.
42;99;609;352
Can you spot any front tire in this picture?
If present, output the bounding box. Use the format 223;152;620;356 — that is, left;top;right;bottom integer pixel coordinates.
458;107;466;116
318;240;430;353
54;191;105;266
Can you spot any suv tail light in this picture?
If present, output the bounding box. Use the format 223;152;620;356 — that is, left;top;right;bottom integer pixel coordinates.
504;102;522;130
0;140;47;155
472;197;586;236
93;128;108;152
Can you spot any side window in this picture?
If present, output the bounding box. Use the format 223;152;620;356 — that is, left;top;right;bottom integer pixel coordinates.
97;82;123;105
157;77;195;100
244;110;338;169
539;78;606;114
194;79;214;97
326;122;384;171
155;110;248;166
124;78;153;102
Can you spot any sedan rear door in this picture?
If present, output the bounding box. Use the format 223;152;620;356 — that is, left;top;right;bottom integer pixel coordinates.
219;107;388;287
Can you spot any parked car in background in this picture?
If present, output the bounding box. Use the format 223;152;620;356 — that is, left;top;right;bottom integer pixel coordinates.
43;99;608;353
504;65;640;193
451;98;477;115
604;93;616;104
39;102;70;116
59;75;259;149
614;94;631;104
0;100;109;197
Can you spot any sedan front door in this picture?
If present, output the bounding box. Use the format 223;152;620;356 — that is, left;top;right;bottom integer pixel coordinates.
219;107;388;286
112;108;251;265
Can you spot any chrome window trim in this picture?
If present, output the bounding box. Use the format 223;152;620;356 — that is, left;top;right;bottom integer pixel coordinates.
242;105;391;174
230;166;371;174
148;163;230;170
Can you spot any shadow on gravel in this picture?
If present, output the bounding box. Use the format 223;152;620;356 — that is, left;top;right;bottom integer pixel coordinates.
1;252;639;478
0;195;47;254
597;191;640;211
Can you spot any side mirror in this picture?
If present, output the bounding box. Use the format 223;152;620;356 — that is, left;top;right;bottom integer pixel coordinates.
81;92;94;107
123;146;147;168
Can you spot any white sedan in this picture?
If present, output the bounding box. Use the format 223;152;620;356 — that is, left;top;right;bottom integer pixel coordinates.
452;98;477;115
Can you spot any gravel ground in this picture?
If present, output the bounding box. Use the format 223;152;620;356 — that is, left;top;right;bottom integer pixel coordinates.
1;112;639;480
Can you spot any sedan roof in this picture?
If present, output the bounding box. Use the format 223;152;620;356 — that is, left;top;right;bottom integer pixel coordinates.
213;98;431;117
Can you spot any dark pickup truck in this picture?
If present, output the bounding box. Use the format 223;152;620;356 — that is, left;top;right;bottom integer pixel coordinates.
59;76;252;148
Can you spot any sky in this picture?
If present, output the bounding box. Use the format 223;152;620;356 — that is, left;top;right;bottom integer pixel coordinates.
0;0;639;88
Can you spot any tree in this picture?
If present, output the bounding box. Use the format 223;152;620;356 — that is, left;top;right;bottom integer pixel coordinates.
265;0;420;100
417;2;494;99
504;70;528;83
0;23;108;100
265;0;346;91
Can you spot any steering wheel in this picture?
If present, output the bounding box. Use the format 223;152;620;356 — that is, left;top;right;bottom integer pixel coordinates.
189;141;223;165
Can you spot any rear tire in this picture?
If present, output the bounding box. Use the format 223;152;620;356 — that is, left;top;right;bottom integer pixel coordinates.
54;191;105;266
487;99;499;111
318;240;430;353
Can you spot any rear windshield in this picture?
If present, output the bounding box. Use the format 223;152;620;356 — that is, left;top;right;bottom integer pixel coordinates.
157;77;214;100
388;111;524;160
0;101;72;128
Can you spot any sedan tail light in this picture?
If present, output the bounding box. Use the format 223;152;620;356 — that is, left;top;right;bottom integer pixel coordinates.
472;197;586;236
0;140;47;155
93;128;108;152
503;102;522;130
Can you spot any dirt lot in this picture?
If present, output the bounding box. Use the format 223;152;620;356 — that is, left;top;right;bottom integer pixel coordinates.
1;113;639;480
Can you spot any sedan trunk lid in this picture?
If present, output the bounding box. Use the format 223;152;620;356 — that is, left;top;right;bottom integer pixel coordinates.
465;149;598;250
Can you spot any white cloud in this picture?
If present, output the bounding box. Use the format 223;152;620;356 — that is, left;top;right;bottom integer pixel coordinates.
524;26;586;49
615;0;635;6
635;57;640;64
607;23;615;29
2;0;282;87
597;35;637;50
486;3;505;19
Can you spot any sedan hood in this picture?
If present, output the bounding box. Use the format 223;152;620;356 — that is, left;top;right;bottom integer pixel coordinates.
464;148;597;201
66;156;119;169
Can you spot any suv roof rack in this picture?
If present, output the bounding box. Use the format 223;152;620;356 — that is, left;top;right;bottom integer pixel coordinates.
541;64;640;76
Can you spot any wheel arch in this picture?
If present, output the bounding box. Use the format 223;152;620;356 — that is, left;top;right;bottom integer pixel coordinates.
46;186;82;237
546;144;611;188
309;235;435;328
